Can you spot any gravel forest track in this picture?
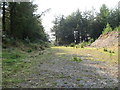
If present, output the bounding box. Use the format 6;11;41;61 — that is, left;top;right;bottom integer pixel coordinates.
8;47;118;88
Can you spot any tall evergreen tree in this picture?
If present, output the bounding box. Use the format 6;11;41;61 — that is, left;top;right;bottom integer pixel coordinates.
2;2;48;43
51;4;119;45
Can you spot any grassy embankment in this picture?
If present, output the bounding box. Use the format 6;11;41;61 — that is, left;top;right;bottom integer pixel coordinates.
2;41;49;87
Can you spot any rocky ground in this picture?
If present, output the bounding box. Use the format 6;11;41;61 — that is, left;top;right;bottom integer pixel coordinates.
12;47;118;88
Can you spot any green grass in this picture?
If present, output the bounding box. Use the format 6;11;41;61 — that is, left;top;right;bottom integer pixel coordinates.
2;49;26;67
3;78;25;86
27;49;32;53
78;84;84;87
76;78;81;81
53;46;118;64
58;74;66;78
2;49;27;87
70;57;82;62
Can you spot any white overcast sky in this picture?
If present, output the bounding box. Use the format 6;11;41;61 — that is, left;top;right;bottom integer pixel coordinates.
33;0;119;40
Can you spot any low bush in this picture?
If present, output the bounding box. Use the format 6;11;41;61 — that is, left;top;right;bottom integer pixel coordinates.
114;25;120;31
81;44;84;48
27;49;32;53
71;56;82;62
103;48;115;54
70;43;75;47
109;50;115;53
104;48;108;52
102;23;112;34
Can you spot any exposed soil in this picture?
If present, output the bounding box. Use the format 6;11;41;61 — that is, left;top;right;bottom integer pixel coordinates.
91;31;119;48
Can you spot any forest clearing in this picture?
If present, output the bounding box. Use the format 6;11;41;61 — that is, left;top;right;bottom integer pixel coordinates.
1;1;119;89
2;46;118;88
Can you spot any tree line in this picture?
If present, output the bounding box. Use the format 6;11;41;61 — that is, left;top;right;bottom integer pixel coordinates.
51;4;120;45
1;2;48;44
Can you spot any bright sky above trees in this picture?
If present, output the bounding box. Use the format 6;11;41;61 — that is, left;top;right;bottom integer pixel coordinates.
33;0;119;40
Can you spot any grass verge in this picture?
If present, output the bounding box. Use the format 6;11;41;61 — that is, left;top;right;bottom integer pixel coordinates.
2;48;28;87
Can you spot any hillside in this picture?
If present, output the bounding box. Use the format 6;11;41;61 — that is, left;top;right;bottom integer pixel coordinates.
91;31;119;48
